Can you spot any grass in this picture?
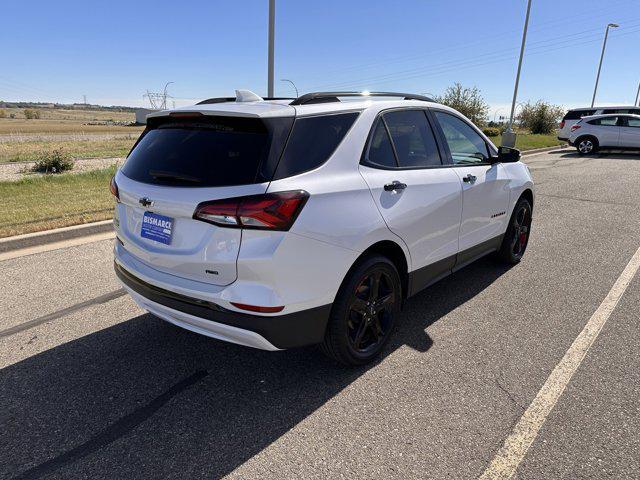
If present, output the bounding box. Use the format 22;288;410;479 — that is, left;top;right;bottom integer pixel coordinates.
0;166;116;237
0;108;144;135
487;133;563;151
0;136;138;163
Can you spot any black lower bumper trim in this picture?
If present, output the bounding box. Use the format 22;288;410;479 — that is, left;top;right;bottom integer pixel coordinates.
114;262;331;349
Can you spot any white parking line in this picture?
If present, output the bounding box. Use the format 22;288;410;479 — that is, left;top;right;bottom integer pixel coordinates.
0;232;115;261
480;246;640;480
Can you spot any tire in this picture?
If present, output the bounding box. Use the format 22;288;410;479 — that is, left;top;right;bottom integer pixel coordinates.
496;197;533;264
320;254;401;366
575;136;598;155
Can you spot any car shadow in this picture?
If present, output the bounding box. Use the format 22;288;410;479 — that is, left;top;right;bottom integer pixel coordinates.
2;257;511;480
559;150;640;160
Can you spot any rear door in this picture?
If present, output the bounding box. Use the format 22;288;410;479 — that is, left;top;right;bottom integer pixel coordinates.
618;116;640;148
359;109;462;288
430;110;510;261
114;114;292;286
589;116;620;147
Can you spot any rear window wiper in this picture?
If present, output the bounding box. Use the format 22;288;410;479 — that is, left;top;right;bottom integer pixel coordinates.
149;170;202;183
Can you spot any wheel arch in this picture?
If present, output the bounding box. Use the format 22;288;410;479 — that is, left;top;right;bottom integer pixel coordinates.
348;240;410;301
520;188;534;209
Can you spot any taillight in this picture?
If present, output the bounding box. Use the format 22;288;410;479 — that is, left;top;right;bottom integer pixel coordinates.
110;176;119;201
570;124;581;132
193;190;309;231
559;120;565;129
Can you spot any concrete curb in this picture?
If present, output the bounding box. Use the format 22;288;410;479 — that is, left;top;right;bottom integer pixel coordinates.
0;145;566;254
0;220;113;254
521;144;568;156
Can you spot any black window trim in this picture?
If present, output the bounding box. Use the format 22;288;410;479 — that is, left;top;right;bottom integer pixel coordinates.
360;107;499;171
360;107;448;171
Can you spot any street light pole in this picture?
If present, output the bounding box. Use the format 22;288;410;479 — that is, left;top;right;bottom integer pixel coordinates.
281;79;298;97
267;0;275;97
502;0;533;148
591;23;619;108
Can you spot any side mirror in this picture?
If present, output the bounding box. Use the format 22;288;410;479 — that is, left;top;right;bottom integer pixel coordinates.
491;146;521;164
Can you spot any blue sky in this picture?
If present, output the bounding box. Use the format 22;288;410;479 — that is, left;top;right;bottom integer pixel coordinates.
1;0;639;115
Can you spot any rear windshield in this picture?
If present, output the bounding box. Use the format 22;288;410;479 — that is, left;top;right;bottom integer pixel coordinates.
121;115;293;187
563;109;596;120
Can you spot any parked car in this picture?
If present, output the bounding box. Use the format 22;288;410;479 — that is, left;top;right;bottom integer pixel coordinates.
558;106;640;141
111;90;534;365
568;113;640;154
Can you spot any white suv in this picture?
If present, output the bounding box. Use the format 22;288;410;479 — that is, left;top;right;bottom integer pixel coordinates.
112;90;534;365
569;113;640;154
558;106;640;141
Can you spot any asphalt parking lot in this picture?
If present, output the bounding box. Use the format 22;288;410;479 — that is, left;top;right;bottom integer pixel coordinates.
2;149;639;480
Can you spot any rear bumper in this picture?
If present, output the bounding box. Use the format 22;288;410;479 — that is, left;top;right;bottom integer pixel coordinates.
115;262;331;350
557;136;569;141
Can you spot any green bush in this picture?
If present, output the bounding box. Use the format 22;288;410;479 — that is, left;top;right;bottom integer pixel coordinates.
518;101;564;134
482;127;501;137
24;108;41;119
0;109;6;118
32;150;75;174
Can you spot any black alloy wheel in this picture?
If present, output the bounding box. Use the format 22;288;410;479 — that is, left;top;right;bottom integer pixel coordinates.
347;269;396;355
497;197;533;264
509;201;532;260
321;255;401;365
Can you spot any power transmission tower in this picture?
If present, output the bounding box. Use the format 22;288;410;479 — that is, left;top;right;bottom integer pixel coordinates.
143;82;174;110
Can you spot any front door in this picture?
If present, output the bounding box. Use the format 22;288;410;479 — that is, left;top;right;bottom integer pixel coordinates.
359;110;462;291
430;110;511;263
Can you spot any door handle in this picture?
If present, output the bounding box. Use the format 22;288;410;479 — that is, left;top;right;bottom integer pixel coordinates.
384;181;407;191
462;174;477;184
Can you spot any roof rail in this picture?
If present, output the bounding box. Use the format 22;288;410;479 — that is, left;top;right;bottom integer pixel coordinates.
289;91;434;106
196;96;294;105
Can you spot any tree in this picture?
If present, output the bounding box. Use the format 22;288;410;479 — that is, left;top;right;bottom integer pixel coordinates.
435;83;489;126
517;101;564;134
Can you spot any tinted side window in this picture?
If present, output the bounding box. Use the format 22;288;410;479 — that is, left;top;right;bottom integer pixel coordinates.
564;109;596;120
625;117;640;127
274;112;358;179
366;119;397;168
589;117;618;126
383;110;441;167
433;111;489;164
